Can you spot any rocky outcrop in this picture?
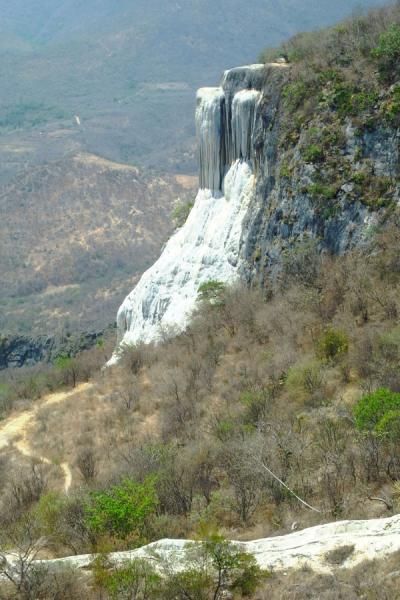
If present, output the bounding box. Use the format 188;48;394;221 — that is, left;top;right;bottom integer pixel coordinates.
109;65;267;362
4;514;400;576
110;62;399;359
0;330;108;370
241;66;400;284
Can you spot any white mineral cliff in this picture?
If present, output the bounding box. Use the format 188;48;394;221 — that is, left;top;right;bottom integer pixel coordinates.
109;65;264;362
5;514;399;575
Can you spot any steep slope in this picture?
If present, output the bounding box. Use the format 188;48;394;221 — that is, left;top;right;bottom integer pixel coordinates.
111;5;400;358
110;65;266;359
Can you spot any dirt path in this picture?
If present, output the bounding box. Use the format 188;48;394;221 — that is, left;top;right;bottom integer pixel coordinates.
0;382;92;492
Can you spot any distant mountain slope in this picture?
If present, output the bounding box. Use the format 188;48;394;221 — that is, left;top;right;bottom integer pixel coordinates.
0;153;196;336
0;0;387;173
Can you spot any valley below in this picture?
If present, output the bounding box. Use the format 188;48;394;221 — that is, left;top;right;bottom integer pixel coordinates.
0;152;196;344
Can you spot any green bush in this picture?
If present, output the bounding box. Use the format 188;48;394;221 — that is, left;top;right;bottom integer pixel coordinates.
306;183;339;200
282;79;312;112
163;568;213;600
301;144;324;163
286;360;326;405
316;328;349;362
382;84;400;125
100;559;162;600
375;409;400;439
85;477;158;541
287;360;324;394
354;388;400;434
327;82;379;116
372;24;400;82
202;535;269;597
172;201;194;227
197;280;226;306
94;536;268;599
240;389;269;425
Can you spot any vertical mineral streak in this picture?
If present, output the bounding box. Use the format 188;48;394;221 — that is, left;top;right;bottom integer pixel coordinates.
196;87;225;191
232;89;261;161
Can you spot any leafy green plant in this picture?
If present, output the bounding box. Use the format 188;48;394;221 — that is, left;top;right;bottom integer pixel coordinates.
372;24;400;83
327;82;378;116
282;79;311;112
306;183;339;200
163;568;213;600
381;84;400;126
214;419;235;441
301;144;324;163
354;388;400;434
197;281;226;306
54;354;79;388
286;360;326;405
201;534;269;597
94;537;268;599
240;389;270;425
100;559;162;600
172;201;194;227
85;477;158;541
316;328;348;363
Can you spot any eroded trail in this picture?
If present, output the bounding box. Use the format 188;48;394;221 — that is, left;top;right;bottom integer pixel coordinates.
0;382;92;492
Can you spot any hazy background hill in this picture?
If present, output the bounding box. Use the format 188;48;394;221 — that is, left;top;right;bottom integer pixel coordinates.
0;0;387;176
0;0;387;341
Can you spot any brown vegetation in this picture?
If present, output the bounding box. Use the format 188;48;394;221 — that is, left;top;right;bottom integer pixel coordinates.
1;219;400;556
0;153;196;337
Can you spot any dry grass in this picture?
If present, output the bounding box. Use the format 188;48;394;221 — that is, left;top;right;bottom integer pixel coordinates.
258;550;400;599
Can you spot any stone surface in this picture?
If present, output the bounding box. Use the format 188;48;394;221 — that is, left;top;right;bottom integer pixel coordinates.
110;62;400;360
5;514;399;575
109;65;264;362
0;330;108;370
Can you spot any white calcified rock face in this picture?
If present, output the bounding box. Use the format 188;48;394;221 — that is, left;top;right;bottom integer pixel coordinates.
109;65;264;362
113;161;255;351
13;514;400;575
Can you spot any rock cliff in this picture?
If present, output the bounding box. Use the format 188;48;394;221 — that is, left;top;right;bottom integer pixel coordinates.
111;61;399;359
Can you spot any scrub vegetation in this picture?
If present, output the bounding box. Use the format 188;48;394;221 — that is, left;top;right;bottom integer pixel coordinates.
1;219;400;597
1;3;400;598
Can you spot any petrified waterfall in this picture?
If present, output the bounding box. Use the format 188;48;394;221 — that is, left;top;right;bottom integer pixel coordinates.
109;65;264;361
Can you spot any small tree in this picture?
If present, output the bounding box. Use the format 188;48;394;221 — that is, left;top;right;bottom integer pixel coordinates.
161;535;268;599
316;328;348;363
354;388;400;433
0;514;48;600
372;24;400;83
203;535;267;598
99;558;162;600
197;281;226;307
85;477;158;542
54;355;79;388
355;388;400;479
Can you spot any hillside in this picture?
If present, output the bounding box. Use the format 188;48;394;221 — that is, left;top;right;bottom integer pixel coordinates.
0;3;400;599
111;1;400;357
0;153;196;337
1;232;400;598
0;0;387;180
0;0;388;359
